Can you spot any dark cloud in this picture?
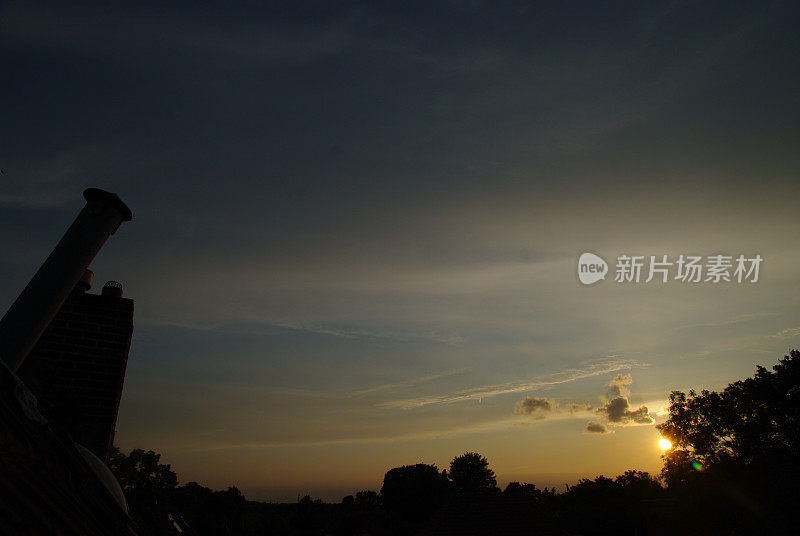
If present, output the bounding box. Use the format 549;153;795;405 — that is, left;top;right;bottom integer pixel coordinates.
515;397;556;420
584;421;612;435
514;397;592;420
514;376;650;434
594;374;654;426
596;396;654;425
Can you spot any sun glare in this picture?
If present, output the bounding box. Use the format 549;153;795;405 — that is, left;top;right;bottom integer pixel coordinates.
659;438;673;450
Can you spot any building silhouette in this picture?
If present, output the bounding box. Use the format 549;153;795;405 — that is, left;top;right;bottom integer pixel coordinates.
18;269;133;462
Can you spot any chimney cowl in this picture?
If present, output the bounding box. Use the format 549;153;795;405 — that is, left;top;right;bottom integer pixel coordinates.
83;188;132;222
101;281;123;298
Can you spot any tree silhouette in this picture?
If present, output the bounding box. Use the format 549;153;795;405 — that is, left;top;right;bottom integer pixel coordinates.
613;470;662;498
355;490;380;508
380;463;450;519
174;483;247;535
559;472;662;536
108;447;184;533
109;447;178;499
448;452;497;493
657;350;800;533
658;350;800;473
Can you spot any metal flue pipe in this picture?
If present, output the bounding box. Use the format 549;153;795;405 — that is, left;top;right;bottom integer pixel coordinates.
0;188;132;372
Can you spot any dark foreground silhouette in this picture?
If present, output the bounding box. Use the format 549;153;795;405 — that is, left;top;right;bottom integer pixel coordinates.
113;350;800;535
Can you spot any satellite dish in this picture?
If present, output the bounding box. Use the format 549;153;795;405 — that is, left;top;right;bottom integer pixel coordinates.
74;442;129;514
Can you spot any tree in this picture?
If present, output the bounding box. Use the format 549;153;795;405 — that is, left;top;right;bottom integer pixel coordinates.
559;473;661;536
656;350;800;533
503;481;551;501
355;490;380;508
657;350;800;475
613;470;662;498
109;447;178;500
380;463;450;520
108;447;181;532
173;483;247;535
448;452;497;493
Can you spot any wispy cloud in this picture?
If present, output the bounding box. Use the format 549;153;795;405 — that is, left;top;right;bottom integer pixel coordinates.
381;357;642;409
769;327;800;340
674;312;779;330
264;319;465;345
139;316;464;345
349;369;469;397
0;147;100;209
0;1;355;64
151;417;525;452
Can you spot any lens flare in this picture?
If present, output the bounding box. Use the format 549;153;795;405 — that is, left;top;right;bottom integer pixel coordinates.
691;461;704;472
659;438;672;450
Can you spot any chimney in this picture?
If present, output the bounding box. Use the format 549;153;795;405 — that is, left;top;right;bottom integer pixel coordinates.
0;188;132;372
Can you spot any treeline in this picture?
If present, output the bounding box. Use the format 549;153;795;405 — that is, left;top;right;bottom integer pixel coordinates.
112;350;800;535
110;448;664;535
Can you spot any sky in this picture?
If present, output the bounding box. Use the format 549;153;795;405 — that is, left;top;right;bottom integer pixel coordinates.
1;0;800;502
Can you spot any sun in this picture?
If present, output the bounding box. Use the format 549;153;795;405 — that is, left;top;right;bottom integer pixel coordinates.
659;438;673;450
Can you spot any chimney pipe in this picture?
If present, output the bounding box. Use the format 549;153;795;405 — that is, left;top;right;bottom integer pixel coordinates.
0;188;132;372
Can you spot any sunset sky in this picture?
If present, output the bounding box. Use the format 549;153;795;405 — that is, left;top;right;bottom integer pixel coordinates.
2;1;799;501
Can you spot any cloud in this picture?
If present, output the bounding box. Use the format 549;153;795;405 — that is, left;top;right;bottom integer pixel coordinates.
148;417;527;452
675;312;778;330
0;145;121;209
589;374;655;428
510;374;652;432
608;373;632;397
597;397;654;425
0;2;354;64
380;357;641;409
566;402;593;413
514;398;592;421
142;316;465;346
770;327;800;339
584;421;613;435
514;397;557;420
349;369;469;397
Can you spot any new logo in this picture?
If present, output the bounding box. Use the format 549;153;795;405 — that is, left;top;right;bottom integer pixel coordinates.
578;252;608;285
